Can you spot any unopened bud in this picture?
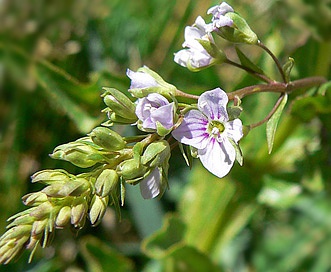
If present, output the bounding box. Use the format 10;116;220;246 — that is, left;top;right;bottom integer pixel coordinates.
29;202;53;220
31;218;48;236
50;141;106;168
89;195;108;226
118;158;147;183
89;127;126;151
22;192;48;206
71;197;88;228
217;13;258;44
102;87;137;123
31;169;71;184
55;206;71;228
95;169;119;197
127;66;177;98
141;140;171;168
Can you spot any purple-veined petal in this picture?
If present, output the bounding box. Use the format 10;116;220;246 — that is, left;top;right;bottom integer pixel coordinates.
150;103;174;130
139;168;161;199
172;110;209;149
198;136;236;178
127;69;159;89
226;119;243;143
198;88;229;121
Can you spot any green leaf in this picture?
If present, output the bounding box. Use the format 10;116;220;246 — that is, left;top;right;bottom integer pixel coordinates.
266;93;288;154
257;176;302;209
235;47;264;75
142;214;186;259
282;57;295;83
35;66;99;134
79;236;134;272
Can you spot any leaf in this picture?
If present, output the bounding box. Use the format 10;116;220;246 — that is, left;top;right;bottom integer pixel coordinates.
142;214;186;259
35;66;99;134
282;57;295;83
79;236;134;272
266;93;288;154
257;176;302;209
235;46;264;75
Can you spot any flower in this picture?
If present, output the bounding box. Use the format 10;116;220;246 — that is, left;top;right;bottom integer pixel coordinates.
172;88;243;178
136;93;175;132
174;16;218;70
207;2;234;31
127;66;177;98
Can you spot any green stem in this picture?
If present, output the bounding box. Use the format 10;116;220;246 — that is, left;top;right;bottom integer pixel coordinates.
225;59;273;83
257;41;287;83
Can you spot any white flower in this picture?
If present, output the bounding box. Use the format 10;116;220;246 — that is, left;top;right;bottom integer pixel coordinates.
174;16;215;70
207;2;234;30
127;68;159;89
172;88;243;178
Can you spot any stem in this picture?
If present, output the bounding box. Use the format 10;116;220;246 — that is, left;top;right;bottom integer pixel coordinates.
225;59;273;83
257;41;287;83
249;94;285;129
227;76;327;100
175;89;200;100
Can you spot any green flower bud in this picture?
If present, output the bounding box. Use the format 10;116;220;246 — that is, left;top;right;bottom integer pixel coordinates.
117;158;148;183
55;206;71;228
29;202;53;220
95;169;119;197
50;141;106;168
89;127;126;151
71;197;88;228
31;169;71;184
102;87;138;123
41;177;89;197
22;192;48;206
89;195;108;226
218;13;258;44
141;140;170;168
31;218;48;236
127;66;177;99
197;39;227;62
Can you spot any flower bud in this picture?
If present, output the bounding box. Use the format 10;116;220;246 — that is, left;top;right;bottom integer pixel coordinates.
29;202;53;220
50;141;106;168
102;87;138;124
216;12;258;44
22;192;48;206
89;127;126;151
31;218;48;236
95;169;119;197
55;206;71;228
31;169;71;184
141;140;170;168
89;195;108;226
117;158;148;183
135;93;175;136
127;66;177;98
71;197;88;228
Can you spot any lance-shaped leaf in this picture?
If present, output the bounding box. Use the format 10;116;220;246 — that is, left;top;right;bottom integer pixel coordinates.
266;93;288;154
235;46;264;75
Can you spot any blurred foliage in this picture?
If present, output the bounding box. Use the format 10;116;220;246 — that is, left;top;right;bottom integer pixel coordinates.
0;0;330;271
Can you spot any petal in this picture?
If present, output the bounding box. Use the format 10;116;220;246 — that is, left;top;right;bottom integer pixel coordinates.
189;50;213;68
151;103;174;129
172;110;209;149
174;49;191;67
139;168;161;199
147;93;169;106
126;69;158;89
198;88;229;121
198;137;236;178
214;16;233;28
218;2;234;14
226;119;243;143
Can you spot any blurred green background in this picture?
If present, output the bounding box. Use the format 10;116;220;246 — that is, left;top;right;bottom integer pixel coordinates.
0;0;331;271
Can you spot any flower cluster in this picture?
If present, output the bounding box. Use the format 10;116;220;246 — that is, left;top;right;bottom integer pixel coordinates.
2;1;320;265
